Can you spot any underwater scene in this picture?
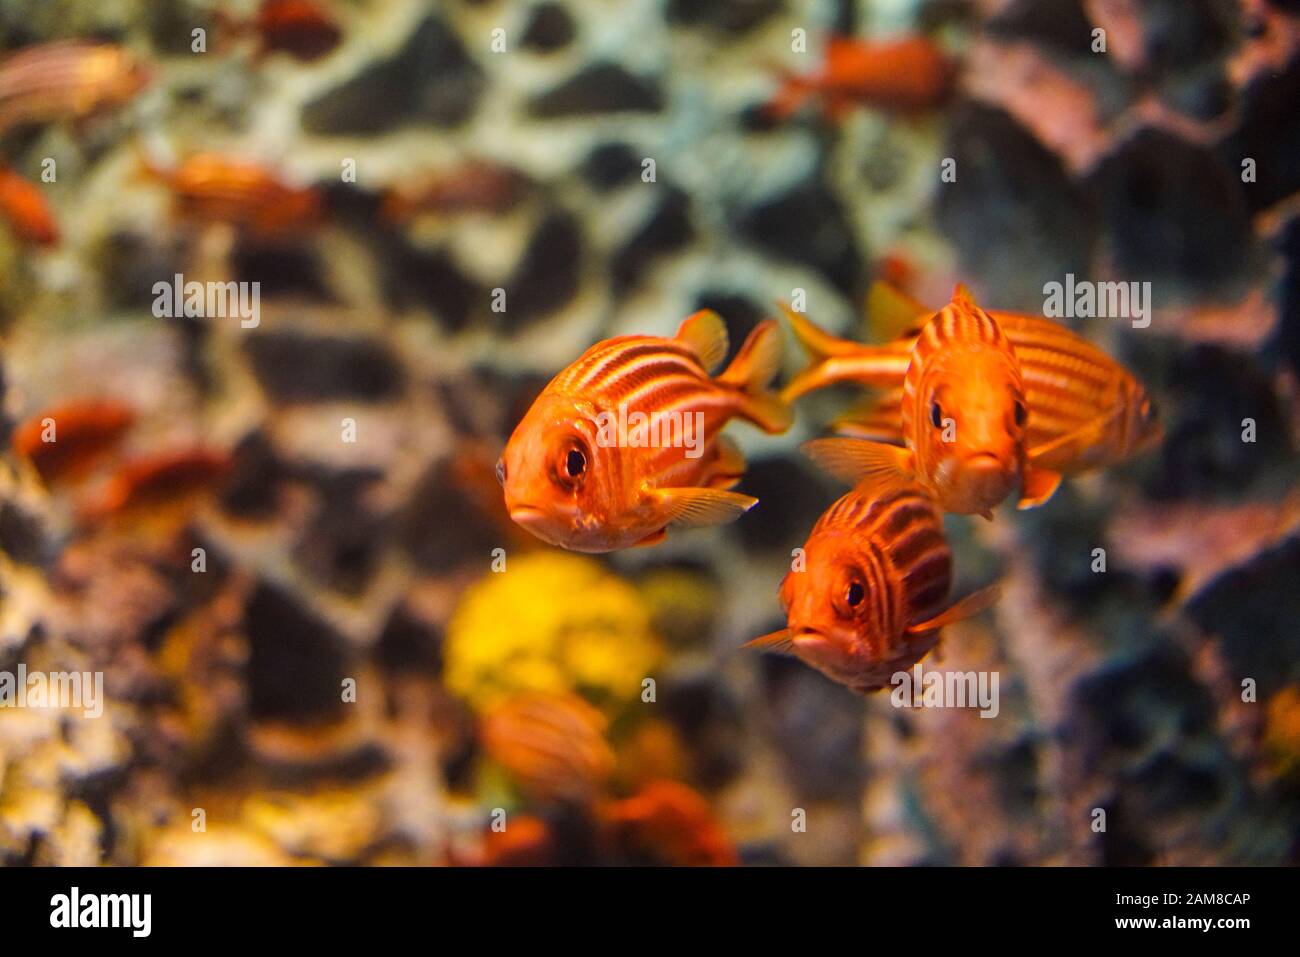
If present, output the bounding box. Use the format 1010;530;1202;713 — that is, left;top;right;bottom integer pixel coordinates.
0;0;1298;869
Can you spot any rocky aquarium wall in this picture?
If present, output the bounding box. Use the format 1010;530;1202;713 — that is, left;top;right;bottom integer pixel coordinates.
0;0;1298;868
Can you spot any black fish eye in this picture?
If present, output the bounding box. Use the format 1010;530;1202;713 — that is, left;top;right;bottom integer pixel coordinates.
1014;401;1027;427
930;400;943;429
845;581;865;608
495;459;507;486
565;448;586;478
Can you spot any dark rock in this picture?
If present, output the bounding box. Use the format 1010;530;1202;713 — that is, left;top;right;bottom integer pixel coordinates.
761;657;864;800
0;502;46;565
660;673;745;789
1138;0;1238;79
1222;55;1300;213
1153;343;1293;499
528;62;664;118
985;0;1096;55
735;457;842;552
397;459;504;573
937;102;1094;308
244;582;349;721
375;604;443;673
611;187;694;294
580;142;643;191
301;16;485;134
294;470;387;595
689;290;768;362
1187;536;1300;693
665;0;783;34
232;243;334;302
379;240;486;331
1088;128;1253;287
1275;214;1300;378
503;210;582;325
243;332;406;402
220;430;290;518
734;179;863;297
98;231;189;313
520;3;576;52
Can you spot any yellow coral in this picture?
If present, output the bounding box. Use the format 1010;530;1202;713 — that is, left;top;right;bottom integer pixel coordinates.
444;552;662;715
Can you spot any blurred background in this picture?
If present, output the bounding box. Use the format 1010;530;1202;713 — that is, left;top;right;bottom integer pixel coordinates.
0;0;1298;866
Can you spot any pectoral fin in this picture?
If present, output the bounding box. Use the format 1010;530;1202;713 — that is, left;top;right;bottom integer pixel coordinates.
907;583;1001;635
802;438;914;487
633;528;667;548
1017;468;1062;510
648;487;757;529
742;629;795;655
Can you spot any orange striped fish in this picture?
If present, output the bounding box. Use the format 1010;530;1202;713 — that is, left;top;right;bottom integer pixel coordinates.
12;398;135;483
598;780;738;867
765;36;956;123
746;475;1000;694
0;165;58;246
480;692;615;806
785;284;1163;485
140;152;324;238
499;313;792;552
78;448;231;523
799;286;1055;517
0;41;150;135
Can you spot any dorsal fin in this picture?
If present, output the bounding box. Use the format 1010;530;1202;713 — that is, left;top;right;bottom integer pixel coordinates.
674;310;729;374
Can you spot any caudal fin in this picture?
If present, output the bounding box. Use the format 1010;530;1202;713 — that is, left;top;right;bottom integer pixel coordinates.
717;319;792;434
908;583;1001;635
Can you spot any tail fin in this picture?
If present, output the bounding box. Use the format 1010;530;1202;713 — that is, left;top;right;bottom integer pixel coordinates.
780;302;860;361
908;583;1001;635
717;319;792;434
865;281;930;343
779;302;912;402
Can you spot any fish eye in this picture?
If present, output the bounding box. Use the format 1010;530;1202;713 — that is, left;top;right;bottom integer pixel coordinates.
929;400;943;429
1014;401;1027;428
565;447;586;479
495;458;507;486
845;580;865;608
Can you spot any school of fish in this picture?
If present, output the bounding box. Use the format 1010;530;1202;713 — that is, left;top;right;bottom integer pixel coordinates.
502;279;1162;694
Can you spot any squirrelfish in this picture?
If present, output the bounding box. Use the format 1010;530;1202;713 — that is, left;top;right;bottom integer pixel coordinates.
381;161;530;224
215;0;344;63
0;165;58;246
799;285;1052;517
765;36;956;122
784;283;1163;491
747;475;1000;693
12;398;135;483
499;313;792;552
140;152;324;238
480;692;615;806
0;41;150;135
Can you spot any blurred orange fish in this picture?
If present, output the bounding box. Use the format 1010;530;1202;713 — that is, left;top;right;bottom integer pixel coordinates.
0;41;150;135
255;0;343;61
140;152;324;238
747;475;1000;693
79;448;231;523
0;165;57;246
798;286;1051;517
765;36;956;122
480;692;615;806
599;780;738;867
499;312;792;552
12;398;135;483
381;162;530;224
786;283;1163;484
477;815;555;867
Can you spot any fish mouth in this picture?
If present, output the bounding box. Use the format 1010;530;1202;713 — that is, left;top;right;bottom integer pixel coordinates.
508;505;547;525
